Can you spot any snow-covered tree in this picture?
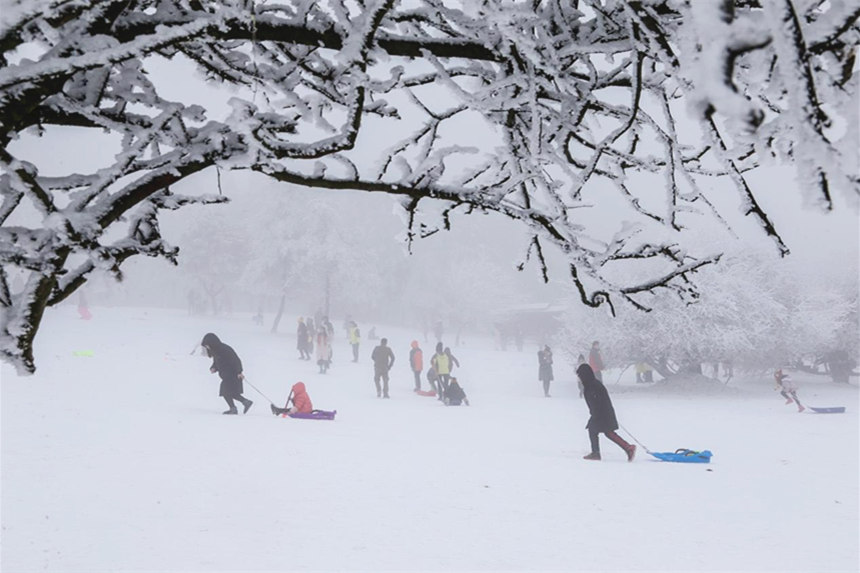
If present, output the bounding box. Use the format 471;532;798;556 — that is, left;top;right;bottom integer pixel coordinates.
239;190;396;331
2;0;857;373
179;213;250;315
560;251;857;379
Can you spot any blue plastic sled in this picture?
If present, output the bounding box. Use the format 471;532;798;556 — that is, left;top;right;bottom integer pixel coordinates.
808;406;845;414
649;449;712;463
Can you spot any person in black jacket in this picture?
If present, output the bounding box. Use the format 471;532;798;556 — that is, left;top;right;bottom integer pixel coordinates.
202;332;253;415
538;345;554;397
576;363;635;461
297;318;311;360
370;337;395;398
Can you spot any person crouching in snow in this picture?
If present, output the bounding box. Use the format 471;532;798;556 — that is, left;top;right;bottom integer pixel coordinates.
201;332;253;415
774;369;805;412
271;381;313;416
443;377;470;406
576;363;635;461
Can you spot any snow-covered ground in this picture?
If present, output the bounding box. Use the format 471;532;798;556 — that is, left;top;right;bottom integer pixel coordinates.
2;306;858;572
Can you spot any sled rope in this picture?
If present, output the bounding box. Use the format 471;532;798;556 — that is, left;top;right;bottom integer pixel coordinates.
619;424;653;454
243;376;276;405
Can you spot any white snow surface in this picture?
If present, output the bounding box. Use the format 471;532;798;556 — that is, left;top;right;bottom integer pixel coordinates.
2;306;858;573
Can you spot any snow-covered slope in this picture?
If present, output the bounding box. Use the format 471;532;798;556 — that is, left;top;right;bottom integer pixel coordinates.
2;306;857;572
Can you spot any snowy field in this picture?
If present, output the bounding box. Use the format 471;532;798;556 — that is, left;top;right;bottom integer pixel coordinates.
2;306;858;573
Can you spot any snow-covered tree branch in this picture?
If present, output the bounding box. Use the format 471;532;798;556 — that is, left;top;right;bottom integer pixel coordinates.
1;0;857;373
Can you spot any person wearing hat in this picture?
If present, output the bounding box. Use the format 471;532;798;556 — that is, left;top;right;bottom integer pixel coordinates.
409;340;424;391
201;332;252;415
538;345;554;397
576;363;635;461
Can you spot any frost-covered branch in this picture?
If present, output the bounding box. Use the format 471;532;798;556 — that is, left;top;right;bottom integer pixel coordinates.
1;0;857;373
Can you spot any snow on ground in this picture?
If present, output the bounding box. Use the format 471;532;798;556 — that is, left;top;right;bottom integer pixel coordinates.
2;306;858;572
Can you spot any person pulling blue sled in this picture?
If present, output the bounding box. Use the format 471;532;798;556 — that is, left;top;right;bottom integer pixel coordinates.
774;369;845;414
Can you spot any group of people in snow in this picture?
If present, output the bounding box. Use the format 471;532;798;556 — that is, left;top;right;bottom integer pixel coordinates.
296;315;336;373
375;338;468;405
533;339;634;461
201;325;807;464
537;340;604;399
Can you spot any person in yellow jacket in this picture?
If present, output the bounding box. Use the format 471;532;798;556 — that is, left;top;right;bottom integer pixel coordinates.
348;321;361;362
430;342;451;401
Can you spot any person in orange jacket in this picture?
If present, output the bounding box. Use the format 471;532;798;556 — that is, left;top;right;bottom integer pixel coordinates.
588;341;605;382
271;381;313;415
409;340;424;391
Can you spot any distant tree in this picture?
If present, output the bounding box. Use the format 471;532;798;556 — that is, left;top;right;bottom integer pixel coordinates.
561;252;857;380
1;1;857;372
236;191;395;332
179;214;250;315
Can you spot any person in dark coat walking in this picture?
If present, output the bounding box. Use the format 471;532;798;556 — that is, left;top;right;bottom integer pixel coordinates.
538;345;554;397
202;332;253;415
576;363;635;461
297;318;311;360
371;337;395;398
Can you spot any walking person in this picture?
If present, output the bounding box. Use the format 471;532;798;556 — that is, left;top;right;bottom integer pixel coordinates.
371;337;395;398
576;353;586;398
297;318;311;360
201;332;253;415
431;342;451;401
588;340;604;382
538;345;554;397
316;327;332;374
348;321;361;362
576;363;635;462
306;317;316;355
409;340;424;391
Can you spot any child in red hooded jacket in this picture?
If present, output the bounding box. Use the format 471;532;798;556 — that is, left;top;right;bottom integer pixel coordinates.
271;382;313;416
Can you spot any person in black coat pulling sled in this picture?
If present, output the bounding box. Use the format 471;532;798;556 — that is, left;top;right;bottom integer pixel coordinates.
577;363;635;461
202;332;253;415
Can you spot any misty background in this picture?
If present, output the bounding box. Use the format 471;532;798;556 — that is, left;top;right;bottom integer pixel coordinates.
6;51;858;373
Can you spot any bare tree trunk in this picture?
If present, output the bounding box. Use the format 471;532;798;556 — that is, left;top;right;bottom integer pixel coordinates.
324;272;331;319
271;293;286;334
